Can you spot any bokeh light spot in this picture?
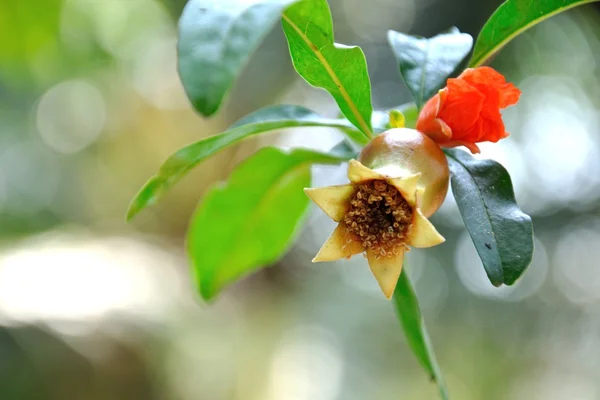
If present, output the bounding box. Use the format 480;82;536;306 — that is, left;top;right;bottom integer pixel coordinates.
36;79;106;154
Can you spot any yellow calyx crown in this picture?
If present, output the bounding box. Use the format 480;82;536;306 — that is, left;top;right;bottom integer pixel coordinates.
305;156;445;299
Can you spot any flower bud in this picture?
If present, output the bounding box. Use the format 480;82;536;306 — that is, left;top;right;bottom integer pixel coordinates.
416;66;521;153
358;128;449;217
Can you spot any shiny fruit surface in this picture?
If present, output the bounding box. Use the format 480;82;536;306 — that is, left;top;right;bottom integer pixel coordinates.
358;128;449;217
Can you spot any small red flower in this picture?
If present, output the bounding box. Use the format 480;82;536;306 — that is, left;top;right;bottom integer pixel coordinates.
416;66;521;153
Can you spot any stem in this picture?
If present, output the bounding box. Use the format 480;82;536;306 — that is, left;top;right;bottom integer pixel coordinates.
393;269;448;400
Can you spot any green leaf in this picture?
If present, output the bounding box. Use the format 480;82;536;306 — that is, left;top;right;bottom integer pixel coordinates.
445;149;534;285
178;0;298;116
394;271;448;400
388;27;473;109
187;147;350;300
469;0;599;67
282;0;374;139
126;105;363;221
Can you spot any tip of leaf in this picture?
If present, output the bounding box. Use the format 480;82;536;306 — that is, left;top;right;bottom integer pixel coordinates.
194;99;219;118
198;288;214;302
125;192;148;222
125;206;138;222
125;177;165;223
125;191;147;222
195;271;221;303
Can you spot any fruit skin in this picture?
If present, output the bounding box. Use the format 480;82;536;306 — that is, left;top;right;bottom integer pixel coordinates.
358;128;449;218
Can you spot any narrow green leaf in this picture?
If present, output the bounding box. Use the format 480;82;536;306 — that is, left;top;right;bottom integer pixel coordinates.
126;105;362;221
445;149;534;285
282;0;374;139
394;271;448;400
233;105;369;146
470;0;599;67
178;0;299;116
188;147;351;300
388;27;473;109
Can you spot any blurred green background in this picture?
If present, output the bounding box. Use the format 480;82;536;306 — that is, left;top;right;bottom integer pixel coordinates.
2;0;600;399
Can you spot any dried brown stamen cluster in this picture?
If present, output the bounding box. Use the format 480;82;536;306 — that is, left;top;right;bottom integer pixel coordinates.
343;179;413;257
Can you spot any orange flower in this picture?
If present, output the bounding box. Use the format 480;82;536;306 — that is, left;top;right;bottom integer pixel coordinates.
416;66;521;153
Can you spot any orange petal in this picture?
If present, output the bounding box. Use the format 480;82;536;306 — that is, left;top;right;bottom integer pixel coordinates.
437;78;485;135
441;140;481;154
459;66;506;88
436;118;452;140
498;83;521;108
416;90;453;142
304;184;354;222
460;118;484;143
406;208;445;248
366;248;406;299
347;160;384;183
462;116;505;144
459;66;521;109
313;223;364;262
